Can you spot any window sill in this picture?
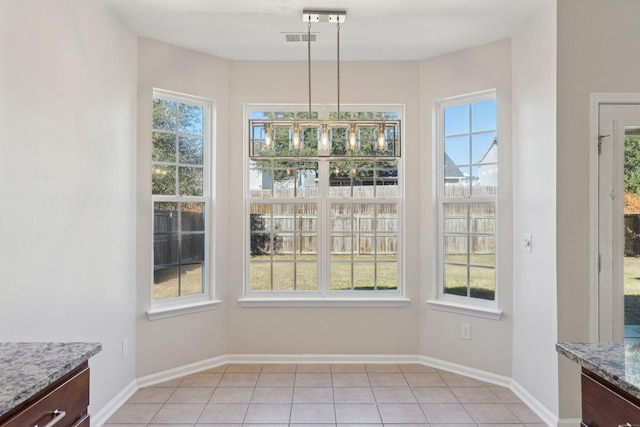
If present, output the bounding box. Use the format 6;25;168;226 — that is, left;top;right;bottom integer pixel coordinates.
147;299;222;320
426;299;502;320
239;297;411;308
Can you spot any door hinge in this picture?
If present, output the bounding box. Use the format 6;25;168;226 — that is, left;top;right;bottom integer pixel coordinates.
598;254;602;273
598;134;610;155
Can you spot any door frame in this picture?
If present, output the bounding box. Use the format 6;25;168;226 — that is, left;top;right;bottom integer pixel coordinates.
589;93;640;342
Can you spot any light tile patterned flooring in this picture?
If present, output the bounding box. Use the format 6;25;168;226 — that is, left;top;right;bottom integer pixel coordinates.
104;363;545;426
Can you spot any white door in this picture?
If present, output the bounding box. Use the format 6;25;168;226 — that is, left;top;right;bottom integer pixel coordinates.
598;104;640;342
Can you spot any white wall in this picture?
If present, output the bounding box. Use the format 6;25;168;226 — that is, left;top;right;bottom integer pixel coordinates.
136;38;230;376
419;39;514;376
511;0;559;417
226;61;422;355
556;0;640;419
0;0;137;415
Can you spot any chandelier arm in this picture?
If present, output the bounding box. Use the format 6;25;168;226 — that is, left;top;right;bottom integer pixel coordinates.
307;21;312;118
337;22;340;118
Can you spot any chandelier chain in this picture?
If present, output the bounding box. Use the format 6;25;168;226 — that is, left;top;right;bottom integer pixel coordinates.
337;22;341;118
307;21;312;118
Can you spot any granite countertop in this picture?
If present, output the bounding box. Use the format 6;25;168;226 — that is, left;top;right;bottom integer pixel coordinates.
556;341;640;399
0;342;102;419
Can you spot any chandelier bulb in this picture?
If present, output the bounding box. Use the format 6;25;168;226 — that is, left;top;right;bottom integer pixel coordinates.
292;124;301;150
377;124;386;150
264;124;272;149
321;124;329;150
349;124;357;150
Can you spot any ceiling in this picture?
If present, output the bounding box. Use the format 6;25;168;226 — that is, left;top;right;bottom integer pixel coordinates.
101;0;551;61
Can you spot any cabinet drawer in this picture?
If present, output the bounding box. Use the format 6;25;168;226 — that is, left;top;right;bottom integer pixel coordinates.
2;366;89;427
582;370;640;426
71;414;90;427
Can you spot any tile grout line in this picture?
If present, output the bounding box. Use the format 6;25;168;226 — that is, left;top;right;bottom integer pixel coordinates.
106;363;539;426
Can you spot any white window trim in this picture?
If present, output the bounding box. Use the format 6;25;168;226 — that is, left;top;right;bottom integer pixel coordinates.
243;104;406;304
239;297;410;308
428;90;502;319
148;89;219;319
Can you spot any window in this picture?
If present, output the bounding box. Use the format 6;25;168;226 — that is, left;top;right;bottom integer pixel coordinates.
246;107;403;301
436;91;498;308
151;89;214;311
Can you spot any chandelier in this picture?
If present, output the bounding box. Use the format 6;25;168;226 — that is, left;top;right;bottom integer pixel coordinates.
248;10;401;159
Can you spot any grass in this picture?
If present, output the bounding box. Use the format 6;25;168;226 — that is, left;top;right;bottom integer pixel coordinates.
153;264;204;300
443;254;496;300
250;254;398;291
153;253;496;299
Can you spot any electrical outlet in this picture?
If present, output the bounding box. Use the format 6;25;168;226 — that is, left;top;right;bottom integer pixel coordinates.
461;323;471;340
122;338;129;358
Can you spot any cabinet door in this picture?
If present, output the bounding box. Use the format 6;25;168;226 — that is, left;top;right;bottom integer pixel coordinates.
582;372;640;426
1;366;89;427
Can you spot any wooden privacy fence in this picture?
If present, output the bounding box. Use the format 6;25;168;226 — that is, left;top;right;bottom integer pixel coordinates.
153;209;205;271
250;184;399;200
250;210;398;256
250;185;399;255
443;217;495;255
443;184;496;255
250;213;398;255
626;214;640;256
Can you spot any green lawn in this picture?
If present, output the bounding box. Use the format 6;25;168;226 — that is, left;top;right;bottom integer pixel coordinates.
442;254;496;300
154;253;497;299
153;264;204;300
250;254;398;291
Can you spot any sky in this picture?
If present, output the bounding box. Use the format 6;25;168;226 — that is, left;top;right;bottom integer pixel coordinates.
444;99;497;168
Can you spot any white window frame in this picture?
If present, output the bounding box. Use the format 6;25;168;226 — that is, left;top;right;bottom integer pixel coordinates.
428;90;502;320
147;89;220;320
240;104;409;307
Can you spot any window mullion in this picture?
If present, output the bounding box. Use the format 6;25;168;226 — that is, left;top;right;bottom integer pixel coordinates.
318;160;330;296
152;91;211;306
246;106;402;298
437;91;497;304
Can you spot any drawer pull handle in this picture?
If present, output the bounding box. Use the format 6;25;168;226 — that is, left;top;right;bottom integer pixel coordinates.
619;424;640;427
34;409;66;427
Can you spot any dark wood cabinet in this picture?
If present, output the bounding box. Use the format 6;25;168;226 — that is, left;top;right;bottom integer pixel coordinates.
0;362;90;427
582;368;640;426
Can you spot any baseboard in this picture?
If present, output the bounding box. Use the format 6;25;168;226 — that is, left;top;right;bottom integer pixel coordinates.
136;353;420;387
98;353;560;427
418;354;512;387
228;353;420;364
419;355;560;426
91;379;137;427
510;379;559;426
137;354;230;388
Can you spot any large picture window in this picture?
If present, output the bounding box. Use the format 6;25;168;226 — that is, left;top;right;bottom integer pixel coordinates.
152;90;212;303
247;108;402;298
437;91;497;303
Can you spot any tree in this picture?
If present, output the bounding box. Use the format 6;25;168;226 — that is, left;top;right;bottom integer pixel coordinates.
251;110;399;190
152;98;204;196
625;136;640;195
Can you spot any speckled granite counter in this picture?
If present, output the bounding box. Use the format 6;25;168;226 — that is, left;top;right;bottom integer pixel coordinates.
556;341;640;400
0;342;102;419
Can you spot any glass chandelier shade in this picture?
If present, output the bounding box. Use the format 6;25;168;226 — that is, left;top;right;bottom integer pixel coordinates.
249;119;400;158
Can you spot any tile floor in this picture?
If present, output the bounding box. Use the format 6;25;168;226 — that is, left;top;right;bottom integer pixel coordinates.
104;363;546;426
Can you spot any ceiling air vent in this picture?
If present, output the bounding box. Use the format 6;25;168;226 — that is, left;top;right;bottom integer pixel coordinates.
282;32;319;43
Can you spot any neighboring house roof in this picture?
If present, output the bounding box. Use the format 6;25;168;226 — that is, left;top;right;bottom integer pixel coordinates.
444;153;464;178
478;137;498;163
